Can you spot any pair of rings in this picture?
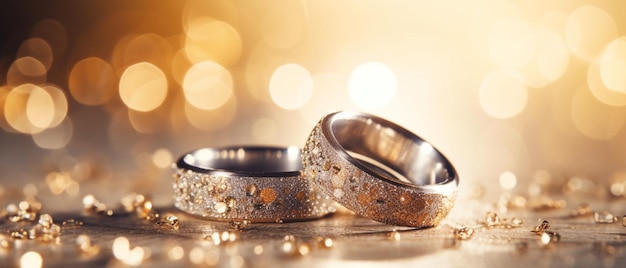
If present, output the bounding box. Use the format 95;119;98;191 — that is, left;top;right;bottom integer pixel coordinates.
172;111;459;227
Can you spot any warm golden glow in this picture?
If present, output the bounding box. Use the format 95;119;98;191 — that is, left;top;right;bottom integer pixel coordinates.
119;62;168;112
269;63;313;110
488;18;536;69
244;44;290;102
112;33;173;76
6;57;47;86
348;62;397;110
499;171;517;190
571;86;626;140
26;85;55;129
17;38;53;70
41;84;68;129
19;251;42;268
566;5;618;61
4;84;67;134
152;148;173;169
252;117;278;142
184;93;237;131
535;28;570;84
299;73;351;125
184;17;242;67
183;61;233;110
69;57;117;105
518;27;570;88
599;37;626;94
587;62;626;107
261;6;303;49
32;115;73;150
479;70;528;119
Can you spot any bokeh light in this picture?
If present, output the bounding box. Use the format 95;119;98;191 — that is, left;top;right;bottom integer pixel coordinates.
183;93;237;132
112;33;174;77
599;37;626;94
244;44;291;102
587;61;626;107
20;251;42;268
269;63;313;110
183;61;233;110
152;148;173;169
40;84;68;128
566;5;618;61
184;17;242;67
571;86;626;140
518;27;569;88
69;57;117;106
16;38;53;70
499;171;517;190
119;62;168;112
479;70;528;119
4;83;66;134
29;19;68;61
32;117;73;149
348;62;397;110
6;57;47;86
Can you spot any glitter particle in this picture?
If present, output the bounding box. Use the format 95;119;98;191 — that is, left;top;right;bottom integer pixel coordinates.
333;188;345;198
214;202;228;214
532;220;551;233
453;226;475;240
594;211;617;224
387;230;401;241
157;215;180;230
246;184;258;196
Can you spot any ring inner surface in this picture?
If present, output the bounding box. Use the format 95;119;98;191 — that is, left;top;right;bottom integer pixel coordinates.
331;117;453;186
184;147;302;174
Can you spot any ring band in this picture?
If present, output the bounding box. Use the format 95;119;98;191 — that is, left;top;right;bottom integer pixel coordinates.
173;146;335;222
302;111;458;227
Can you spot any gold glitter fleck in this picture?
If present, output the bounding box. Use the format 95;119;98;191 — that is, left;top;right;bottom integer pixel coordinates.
76;234;100;256
245;184;258;196
156;215;180;230
260;188;277;204
484;212;500;227
532;220;551;233
322;161;331;171
229;220;250;230
453;226;475;240
387;230;401;241
62;219;84;227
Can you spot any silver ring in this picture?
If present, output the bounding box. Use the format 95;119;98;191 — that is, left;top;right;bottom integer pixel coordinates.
302;111;458;227
173;146;335;222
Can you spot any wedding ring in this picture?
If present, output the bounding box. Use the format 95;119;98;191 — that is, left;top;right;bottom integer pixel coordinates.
303;111;458;227
173;146;335;222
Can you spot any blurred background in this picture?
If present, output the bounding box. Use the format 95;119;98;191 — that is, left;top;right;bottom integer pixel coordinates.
1;0;625;205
